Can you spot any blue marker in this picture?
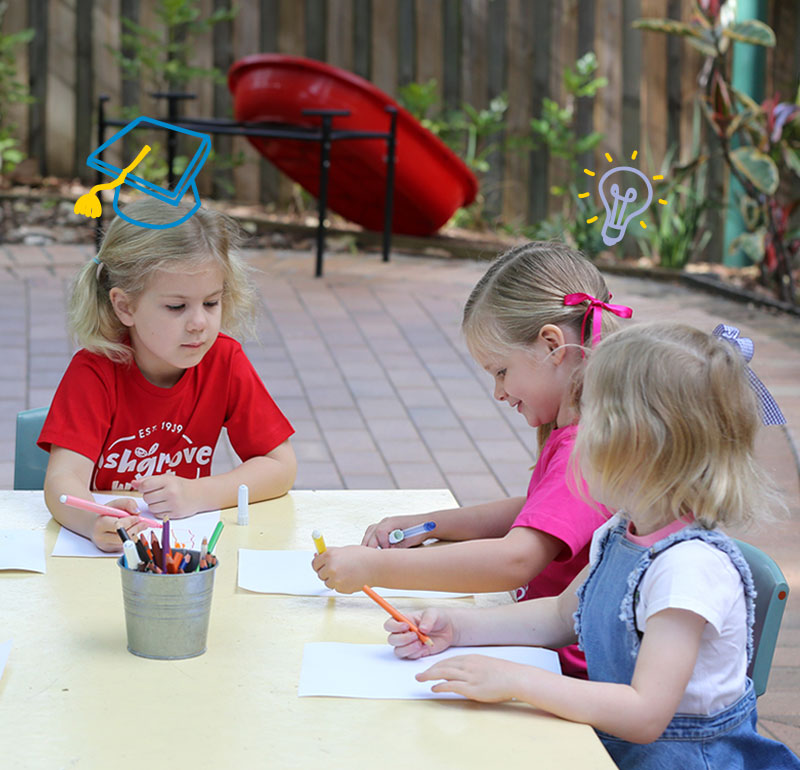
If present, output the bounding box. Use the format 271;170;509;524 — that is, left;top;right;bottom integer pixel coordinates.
388;521;436;545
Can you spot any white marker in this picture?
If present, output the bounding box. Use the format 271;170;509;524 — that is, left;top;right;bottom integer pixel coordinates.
122;539;140;570
237;484;249;526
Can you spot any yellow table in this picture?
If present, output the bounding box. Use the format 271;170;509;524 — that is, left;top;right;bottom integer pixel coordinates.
0;489;615;769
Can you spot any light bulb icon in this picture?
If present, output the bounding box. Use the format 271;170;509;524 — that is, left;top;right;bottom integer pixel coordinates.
597;166;653;246
580;150;666;247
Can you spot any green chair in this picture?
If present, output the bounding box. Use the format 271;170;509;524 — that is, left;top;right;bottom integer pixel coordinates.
14;407;50;490
735;539;790;697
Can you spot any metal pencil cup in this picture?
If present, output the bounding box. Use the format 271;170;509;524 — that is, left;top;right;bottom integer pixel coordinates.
118;552;218;660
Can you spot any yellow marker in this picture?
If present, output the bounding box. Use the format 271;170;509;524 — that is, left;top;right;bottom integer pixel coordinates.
578;191;590;198
583;168;595;177
640;220;647;229
604;152;613;163
631;150;638;160
586;215;599;224
74;144;151;219
312;529;327;554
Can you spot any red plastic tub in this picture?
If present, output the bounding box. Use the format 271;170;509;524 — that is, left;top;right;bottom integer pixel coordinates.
228;55;478;236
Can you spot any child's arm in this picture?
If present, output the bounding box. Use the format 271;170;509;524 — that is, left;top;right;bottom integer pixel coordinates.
362;496;527;548
313;524;563;594
418;607;706;745
44;446;147;552
130;439;297;518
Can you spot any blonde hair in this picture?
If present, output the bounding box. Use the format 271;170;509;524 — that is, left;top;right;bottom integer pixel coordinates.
462;241;623;448
576;321;785;530
69;198;258;363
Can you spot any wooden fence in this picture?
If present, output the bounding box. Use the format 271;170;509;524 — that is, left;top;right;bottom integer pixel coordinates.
4;0;800;259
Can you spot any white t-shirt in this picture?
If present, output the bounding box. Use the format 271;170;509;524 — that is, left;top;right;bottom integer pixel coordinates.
589;515;747;715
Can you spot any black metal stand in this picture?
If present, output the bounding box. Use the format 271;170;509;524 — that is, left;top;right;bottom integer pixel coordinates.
93;93;397;277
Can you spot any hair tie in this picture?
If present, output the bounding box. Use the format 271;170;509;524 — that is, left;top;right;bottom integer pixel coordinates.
712;323;785;426
92;256;104;281
563;292;633;350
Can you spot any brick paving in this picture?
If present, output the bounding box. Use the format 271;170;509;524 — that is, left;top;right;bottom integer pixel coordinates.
2;242;799;754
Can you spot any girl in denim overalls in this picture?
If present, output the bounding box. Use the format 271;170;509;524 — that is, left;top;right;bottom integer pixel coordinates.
387;321;799;769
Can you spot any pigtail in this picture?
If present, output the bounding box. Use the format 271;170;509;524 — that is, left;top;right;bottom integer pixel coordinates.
67;257;131;363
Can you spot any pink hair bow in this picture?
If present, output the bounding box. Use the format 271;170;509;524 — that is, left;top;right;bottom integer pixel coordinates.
563;292;633;349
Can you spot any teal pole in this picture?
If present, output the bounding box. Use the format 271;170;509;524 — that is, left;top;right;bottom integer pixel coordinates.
723;0;768;266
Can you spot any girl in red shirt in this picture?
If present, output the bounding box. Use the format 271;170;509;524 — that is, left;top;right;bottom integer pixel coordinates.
40;199;296;551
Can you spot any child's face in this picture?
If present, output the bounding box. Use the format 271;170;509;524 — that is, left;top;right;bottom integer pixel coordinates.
473;329;575;429
111;263;224;387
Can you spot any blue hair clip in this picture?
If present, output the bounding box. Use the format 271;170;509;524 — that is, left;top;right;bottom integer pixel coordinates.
712;323;786;426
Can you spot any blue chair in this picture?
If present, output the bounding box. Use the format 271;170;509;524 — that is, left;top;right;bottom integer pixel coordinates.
14;407;50;490
735;539;790;697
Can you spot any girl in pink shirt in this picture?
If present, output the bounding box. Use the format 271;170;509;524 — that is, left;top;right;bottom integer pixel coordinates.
313;241;632;677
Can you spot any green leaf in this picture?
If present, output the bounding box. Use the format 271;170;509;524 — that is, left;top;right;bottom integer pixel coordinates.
730;146;779;194
729;228;767;262
738;194;763;230
722;20;776;47
686;34;719;57
783;147;800;179
633;18;704;38
725;108;758;139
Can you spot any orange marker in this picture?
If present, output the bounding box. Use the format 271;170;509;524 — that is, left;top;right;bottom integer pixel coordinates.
361;585;434;647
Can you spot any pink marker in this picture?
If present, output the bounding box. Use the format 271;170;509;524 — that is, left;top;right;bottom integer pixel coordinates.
58;494;163;529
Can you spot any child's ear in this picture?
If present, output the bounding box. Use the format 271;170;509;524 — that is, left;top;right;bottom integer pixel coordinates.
109;287;135;327
539;324;567;363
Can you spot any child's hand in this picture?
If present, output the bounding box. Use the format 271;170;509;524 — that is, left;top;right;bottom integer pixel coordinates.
311;545;377;593
415;654;520;702
362;514;430;548
130;475;197;519
90;498;148;552
386;609;455;659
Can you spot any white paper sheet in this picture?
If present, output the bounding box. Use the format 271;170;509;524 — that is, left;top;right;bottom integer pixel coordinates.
0;639;11;681
52;495;221;557
237;549;471;599
298;642;561;699
0;530;46;573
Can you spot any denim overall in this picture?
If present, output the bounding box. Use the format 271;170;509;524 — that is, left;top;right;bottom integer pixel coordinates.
574;519;800;770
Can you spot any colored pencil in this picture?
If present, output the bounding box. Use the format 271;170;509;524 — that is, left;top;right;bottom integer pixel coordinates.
150;532;162;567
162;517;170;574
207;521;224;553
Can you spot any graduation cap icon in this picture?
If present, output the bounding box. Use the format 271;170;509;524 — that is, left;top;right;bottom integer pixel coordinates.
78;116;212;230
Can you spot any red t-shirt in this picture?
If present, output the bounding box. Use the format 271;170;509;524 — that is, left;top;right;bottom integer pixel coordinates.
38;333;294;491
511;424;610;677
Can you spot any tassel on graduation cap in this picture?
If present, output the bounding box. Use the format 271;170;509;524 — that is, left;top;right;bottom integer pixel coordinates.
74;144;151;219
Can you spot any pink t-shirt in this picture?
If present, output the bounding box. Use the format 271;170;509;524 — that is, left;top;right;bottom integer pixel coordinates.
511;424;610;677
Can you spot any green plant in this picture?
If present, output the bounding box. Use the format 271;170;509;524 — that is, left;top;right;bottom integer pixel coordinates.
635;0;800;304
635;104;716;269
0;2;34;175
398;80;509;175
396;80;450;138
108;0;241;191
526;52;608;256
112;0;235;93
636;179;715;269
